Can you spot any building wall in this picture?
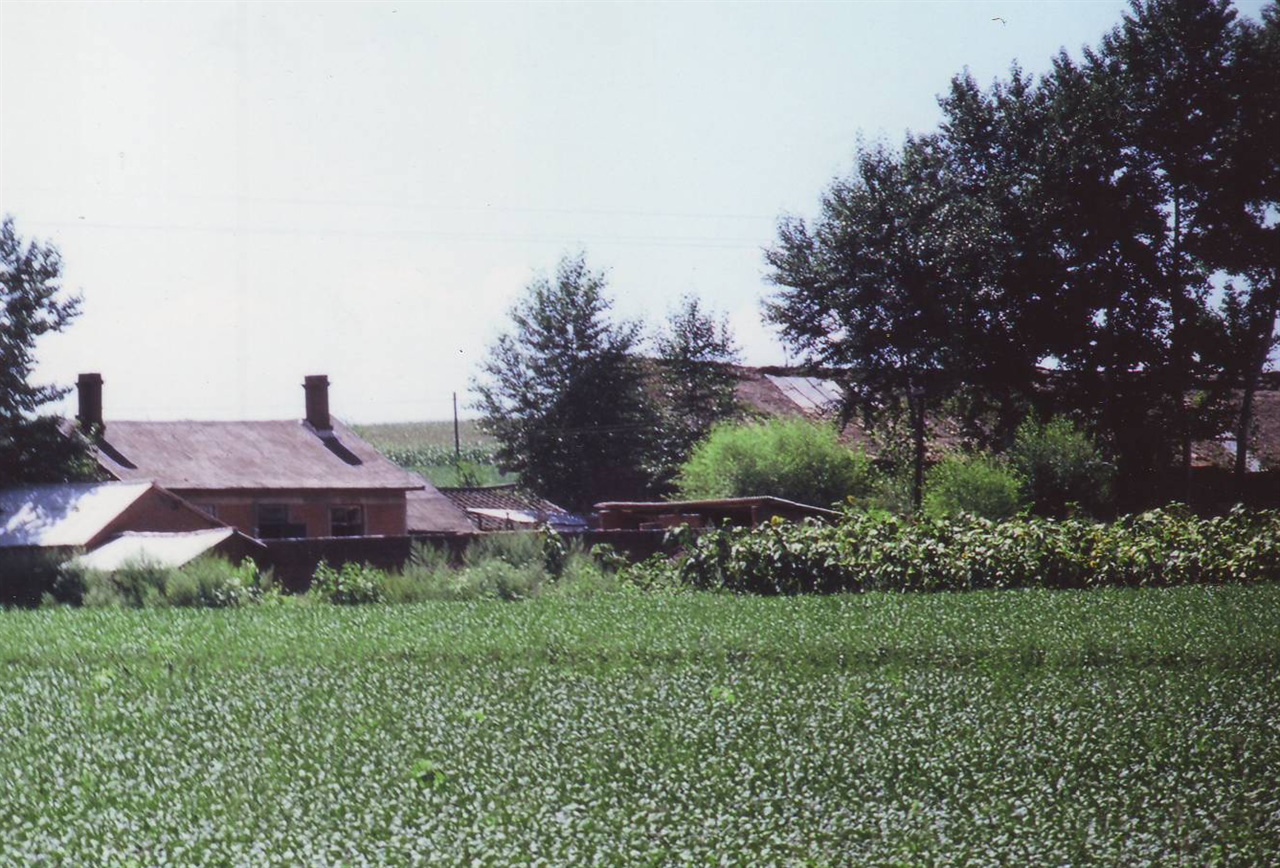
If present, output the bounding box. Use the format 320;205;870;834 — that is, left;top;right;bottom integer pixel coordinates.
94;488;225;549
173;489;408;538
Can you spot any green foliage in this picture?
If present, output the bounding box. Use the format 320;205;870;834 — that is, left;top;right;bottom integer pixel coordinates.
0;216;95;483
471;253;659;510
309;560;387;605
637;505;1280;596
64;556;272;609
0;588;1278;862
163;557;267;608
380;444;498;469
650;295;742;487
676;417;876;508
81;560;172;609
1008;418;1114;517
763;0;1279;495
923;453;1026;521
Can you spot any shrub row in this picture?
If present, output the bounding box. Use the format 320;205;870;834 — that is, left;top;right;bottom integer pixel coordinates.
55;557;276;608
633;505;1280;595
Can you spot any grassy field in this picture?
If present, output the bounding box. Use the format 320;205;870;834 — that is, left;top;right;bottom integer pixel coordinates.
1;587;1278;863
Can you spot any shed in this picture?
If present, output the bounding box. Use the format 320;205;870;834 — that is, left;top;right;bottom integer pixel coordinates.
0;481;228;551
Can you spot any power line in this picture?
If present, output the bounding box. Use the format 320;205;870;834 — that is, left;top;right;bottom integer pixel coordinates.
24;218;766;251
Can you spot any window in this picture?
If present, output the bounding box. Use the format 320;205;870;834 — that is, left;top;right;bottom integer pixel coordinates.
197;503;218;519
256;503;304;539
330;505;365;537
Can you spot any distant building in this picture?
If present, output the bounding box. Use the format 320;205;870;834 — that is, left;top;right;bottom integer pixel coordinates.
436;484;586;533
0;480;262;563
74;373;473;539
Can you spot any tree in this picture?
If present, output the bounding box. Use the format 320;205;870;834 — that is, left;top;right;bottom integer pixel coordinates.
1095;0;1246;490
650;295;741;488
1197;2;1280;484
764;137;1008;508
471;254;658;511
0;216;94;483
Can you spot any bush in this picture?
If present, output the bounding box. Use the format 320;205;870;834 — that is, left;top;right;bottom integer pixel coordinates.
310;560;387;605
625;505;1280;596
1008;418;1114;518
923;453;1026;521
165;557;264;608
380;543;457;604
676;418;877;508
80;559;173;608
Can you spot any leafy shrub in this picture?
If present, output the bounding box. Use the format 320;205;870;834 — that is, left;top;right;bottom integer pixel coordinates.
923;453;1026;520
627;505;1280;595
310;560;387;605
676;418;877;508
542;550;624;598
457;559;546;601
1008;418;1114;518
165;557;264;608
463;532;544;570
381;543;456;604
80;559;173;608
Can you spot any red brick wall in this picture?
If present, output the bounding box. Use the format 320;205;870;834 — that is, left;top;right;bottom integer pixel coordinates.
172;489;407;538
94;488;225;548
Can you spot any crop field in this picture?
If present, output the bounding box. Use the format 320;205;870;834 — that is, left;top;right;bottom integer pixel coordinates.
2;587;1278;864
353;420;495;452
354;420;512;487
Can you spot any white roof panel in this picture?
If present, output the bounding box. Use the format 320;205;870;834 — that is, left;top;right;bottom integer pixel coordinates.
0;482;154;548
764;375;842;413
71;529;237;571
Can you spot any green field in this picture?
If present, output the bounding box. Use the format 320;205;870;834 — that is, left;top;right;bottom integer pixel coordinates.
354;420;495;451
2;587;1278;863
354;420;514;487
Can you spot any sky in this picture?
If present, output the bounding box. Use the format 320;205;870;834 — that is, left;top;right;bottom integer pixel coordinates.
2;1;1268;423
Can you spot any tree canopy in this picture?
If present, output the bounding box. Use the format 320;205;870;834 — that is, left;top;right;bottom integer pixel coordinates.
0;216;94;483
764;0;1280;504
650;295;742;489
472;254;658;511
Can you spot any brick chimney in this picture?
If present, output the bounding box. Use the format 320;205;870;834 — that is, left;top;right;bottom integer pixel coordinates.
77;373;104;433
304;375;331;431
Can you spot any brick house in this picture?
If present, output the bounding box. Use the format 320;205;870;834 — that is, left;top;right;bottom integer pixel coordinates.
76;373;473;539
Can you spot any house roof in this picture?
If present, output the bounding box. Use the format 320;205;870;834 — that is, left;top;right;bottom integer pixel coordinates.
0;482;155;548
70;528;265;571
439;484;586;531
405;476;480;535
92;419;424;491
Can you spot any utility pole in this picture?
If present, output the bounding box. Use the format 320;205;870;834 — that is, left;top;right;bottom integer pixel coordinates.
453;392;461;460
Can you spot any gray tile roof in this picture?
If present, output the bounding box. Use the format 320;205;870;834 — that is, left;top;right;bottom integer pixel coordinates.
93;419;424;491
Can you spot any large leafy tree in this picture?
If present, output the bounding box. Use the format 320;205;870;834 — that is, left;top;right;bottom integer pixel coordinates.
472;254;658;511
0;216;94;483
766;0;1275;508
1198;3;1280;480
1095;0;1247;487
765;137;1010;507
650;295;741;489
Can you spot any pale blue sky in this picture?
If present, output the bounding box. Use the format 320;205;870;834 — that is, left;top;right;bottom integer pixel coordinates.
2;1;1266;422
